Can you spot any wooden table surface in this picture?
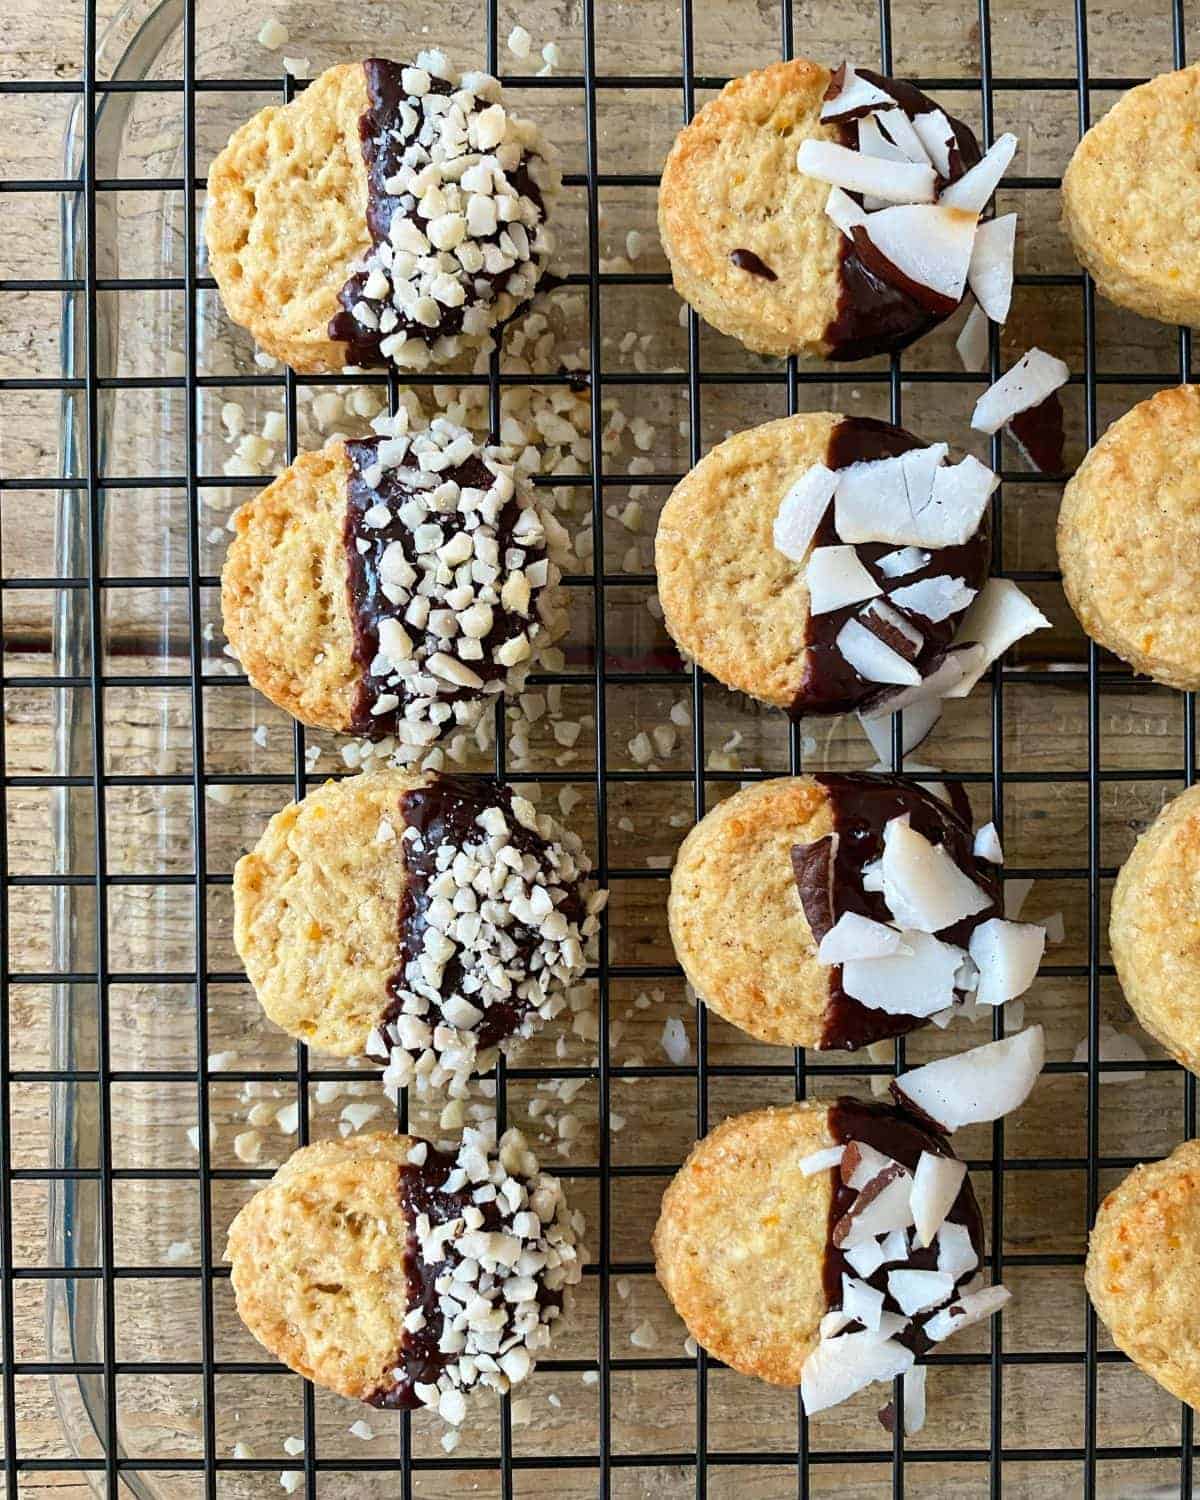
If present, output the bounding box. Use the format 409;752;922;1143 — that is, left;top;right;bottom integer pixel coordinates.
4;1;1200;1495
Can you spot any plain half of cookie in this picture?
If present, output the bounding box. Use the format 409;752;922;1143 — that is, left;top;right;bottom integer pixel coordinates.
657;59;843;360
233;769;426;1057
1058;385;1200;691
653;1103;836;1385
1063;64;1200;329
205;63;372;374
1087;1139;1200;1411
1110;782;1200;1074
222;440;360;732
226;1133;416;1401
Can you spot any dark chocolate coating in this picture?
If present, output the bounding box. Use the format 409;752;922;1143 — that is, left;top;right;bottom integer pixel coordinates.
729;247;778;281
343;438;544;740
792;415;990;719
823;1096;985;1355
791;772;1000;1051
368;1139;565;1408
381;774;584;1049
328;60;548;367
824;69;982;362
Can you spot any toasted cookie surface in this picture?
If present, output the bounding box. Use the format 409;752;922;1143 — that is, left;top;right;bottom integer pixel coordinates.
234;770;425;1058
668;774;999;1050
222;440;359;732
1110;783;1200;1074
1063;64;1200;329
1086;1138;1200;1410
657;60;981;360
205;56;559;374
654;412;990;716
653;1103;837;1384
221;418;566;748
1058;385;1200;690
226;1132;416;1401
205;63;372;374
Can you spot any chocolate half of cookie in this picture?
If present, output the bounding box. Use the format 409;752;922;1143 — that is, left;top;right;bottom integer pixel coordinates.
793;772;1002;1049
328;53;561;371
221;415;568;757
368;773;601;1096
802;1097;1006;1422
367;1124;582;1420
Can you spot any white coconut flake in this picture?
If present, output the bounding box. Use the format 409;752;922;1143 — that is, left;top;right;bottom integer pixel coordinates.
924;1284;1012;1343
819;911;912;964
968;213;1017;324
819;64;895;122
973;822;1003;863
856;203;978;304
825;185;867;239
888;1267;956;1316
806;545;883;614
773;463;838;561
881;817;991;933
801;1330;914;1415
843;930;964;1017
799;1145;846;1176
893;1025;1045;1131
889;575;977;624
912;109;955;175
971;348;1070;435
1072;1023;1148;1083
956;301;990;372
937;1220;979;1281
837;617;922;686
858;698;943;762
877;546;931;579
944;578;1051;698
968;918;1045;1006
903;1365;928;1435
910;1151;967;1246
797;138;937;204
939;133;1018;213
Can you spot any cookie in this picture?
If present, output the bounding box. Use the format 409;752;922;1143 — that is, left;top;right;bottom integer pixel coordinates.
1063;64;1200;329
1086;1138;1200;1411
221;413;568;752
205;53;560;374
658;59;987;360
1058;385;1200;691
655;411;993;717
653;1098;990;1403
668;774;1006;1051
1110;783;1200;1074
232;769;601;1093
226;1123;582;1417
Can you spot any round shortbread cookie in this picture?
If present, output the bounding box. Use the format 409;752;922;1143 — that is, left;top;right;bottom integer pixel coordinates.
654;411;990;716
205;55;560;374
221;420;567;749
668;774;999;1051
657;59;981;360
1110;783;1200;1074
233;770;595;1092
1058;385;1200;690
226;1132;417;1400
1063;64;1200;329
1087;1138;1200;1411
226;1125;582;1411
653;1099;983;1388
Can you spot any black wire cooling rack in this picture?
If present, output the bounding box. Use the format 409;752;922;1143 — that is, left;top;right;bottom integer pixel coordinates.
2;0;1200;1494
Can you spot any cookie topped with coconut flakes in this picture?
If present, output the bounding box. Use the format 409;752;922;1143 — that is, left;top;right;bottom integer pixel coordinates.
658;57;1019;361
226;1124;583;1427
656;410;1049;721
233;769;604;1091
205;54;560;374
655;1099;1013;1426
222;408;570;757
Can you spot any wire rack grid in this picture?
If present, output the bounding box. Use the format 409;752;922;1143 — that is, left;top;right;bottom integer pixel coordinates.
2;0;1200;1494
